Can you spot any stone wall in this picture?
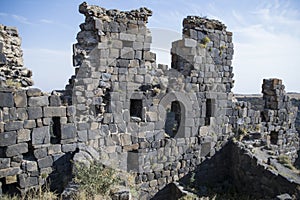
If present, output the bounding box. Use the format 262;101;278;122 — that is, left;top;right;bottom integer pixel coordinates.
0;2;299;199
70;3;235;198
0;25;33;88
231;78;299;161
231;142;300;199
178;141;300;199
0;88;76;194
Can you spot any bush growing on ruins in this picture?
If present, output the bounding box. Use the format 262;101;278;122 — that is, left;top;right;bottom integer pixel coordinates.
73;162;120;198
201;36;210;45
199;36;211;48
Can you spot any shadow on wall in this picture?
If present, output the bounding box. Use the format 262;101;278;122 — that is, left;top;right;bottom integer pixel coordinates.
152;141;300;199
48;151;77;193
151;142;233;200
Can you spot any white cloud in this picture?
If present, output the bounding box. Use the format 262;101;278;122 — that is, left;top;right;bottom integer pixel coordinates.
40;19;54;24
231;0;300;93
12;14;33;25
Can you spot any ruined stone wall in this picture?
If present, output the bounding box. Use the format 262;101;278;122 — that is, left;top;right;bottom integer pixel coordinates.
178;141;300;199
0;2;299;199
230;79;299;161
68;3;237;198
0;88;76;194
0;25;33;88
230;142;300;199
261;79;299;159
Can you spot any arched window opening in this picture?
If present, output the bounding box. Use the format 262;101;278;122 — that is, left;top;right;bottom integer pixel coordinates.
164;101;181;137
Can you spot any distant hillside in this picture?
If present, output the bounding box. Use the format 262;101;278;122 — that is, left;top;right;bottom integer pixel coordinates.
235;93;300;134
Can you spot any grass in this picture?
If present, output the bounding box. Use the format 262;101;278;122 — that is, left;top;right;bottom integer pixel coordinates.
0;184;58;200
278;155;297;171
179;193;199;200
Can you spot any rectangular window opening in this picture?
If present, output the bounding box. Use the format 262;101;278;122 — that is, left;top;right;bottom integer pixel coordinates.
270;131;278;145
130;99;143;119
205;99;214;126
50;117;61;144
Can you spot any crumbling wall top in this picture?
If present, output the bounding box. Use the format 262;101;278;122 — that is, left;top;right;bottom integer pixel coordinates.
183;16;227;31
79;2;152;23
0;24;33;88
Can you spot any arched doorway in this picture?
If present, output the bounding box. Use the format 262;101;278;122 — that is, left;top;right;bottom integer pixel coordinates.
164;101;181;137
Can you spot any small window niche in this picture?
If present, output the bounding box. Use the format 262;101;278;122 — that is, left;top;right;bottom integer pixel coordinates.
164;101;181;137
50;117;61;144
270;131;278;145
130;99;143;122
205;99;215;126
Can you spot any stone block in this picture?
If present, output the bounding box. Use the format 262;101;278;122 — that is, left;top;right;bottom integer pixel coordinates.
143;51;156;62
121;133;132;146
0;92;14;108
27;88;42;97
61;124;76;140
43;107;66;117
6;143;28;157
0;122;4;133
49;95;62;106
18;174;38;188
47;144;61;155
133;42;143;50
121;47;134;59
88;129;100;140
14;91;27;107
184;38;197;47
0;158;10;169
34;148;47;159
146;112;158;122
32;126;50;145
24;120;36;128
78;130;88;142
28;96;49;107
27;107;43;119
16;108;28;120
38;156;53;169
62;143;77;153
201;142;212;157
5;121;23;131
5;175;17;184
120;33;136;41
17;129;31;142
0;167;21;179
0;131;16;146
112;40;122;48
25;161;38;172
67;106;76;116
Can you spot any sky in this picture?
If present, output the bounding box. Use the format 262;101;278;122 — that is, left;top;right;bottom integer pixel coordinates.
0;0;299;94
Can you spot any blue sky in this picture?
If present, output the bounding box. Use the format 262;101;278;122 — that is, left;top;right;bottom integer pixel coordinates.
0;0;300;93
